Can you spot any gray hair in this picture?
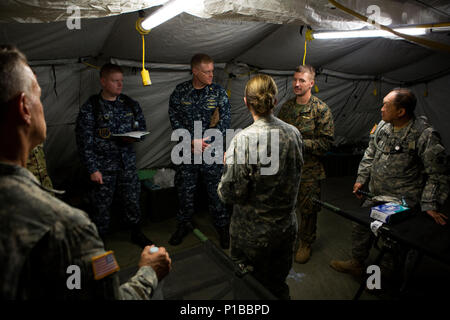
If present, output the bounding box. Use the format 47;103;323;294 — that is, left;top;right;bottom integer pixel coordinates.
0;45;32;110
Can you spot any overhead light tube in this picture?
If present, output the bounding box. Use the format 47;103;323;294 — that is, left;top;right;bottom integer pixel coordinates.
313;27;427;39
140;0;188;31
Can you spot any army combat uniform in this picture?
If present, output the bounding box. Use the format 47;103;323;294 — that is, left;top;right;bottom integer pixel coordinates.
26;143;54;194
277;96;334;245
75;93;146;235
169;80;231;228
0;163;158;299
352;116;449;262
218;115;303;299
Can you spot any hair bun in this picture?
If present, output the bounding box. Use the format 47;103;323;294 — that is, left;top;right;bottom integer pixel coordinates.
244;74;278;116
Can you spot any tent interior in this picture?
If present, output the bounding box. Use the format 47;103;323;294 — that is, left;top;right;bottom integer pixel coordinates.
1;0;450;190
1;0;450;300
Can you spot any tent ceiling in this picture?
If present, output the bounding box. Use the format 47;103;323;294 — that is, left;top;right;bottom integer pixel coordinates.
0;0;166;23
2;7;449;82
102;12;281;65
204;0;450;29
1;0;450;30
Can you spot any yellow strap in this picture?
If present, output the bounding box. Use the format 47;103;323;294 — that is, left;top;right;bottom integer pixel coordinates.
81;62;100;70
302;29;314;66
136;18;152;85
306;29;314;41
142;34;145;70
328;0;450;53
135;17;150;71
303;40;307;66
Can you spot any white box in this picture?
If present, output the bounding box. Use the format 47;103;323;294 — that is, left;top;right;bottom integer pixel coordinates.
370;202;411;224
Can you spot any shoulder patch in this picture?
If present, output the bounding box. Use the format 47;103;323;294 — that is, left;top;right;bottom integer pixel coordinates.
370;124;377;135
92;250;120;280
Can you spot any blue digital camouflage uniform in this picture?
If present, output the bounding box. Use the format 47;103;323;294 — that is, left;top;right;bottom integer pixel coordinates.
0;163;158;300
218;115;304;300
352;116;449;262
75;93;146;235
169;80;231;228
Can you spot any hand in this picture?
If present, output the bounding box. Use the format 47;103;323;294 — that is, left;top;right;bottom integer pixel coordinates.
223;151;226;164
139;245;172;281
426;210;448;226
353;182;363;199
90;171;103;184
191;137;211;154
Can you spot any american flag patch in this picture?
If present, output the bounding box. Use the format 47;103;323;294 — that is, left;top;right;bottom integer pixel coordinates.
92;251;120;280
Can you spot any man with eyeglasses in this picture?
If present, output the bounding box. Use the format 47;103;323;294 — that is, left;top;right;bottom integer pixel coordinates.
168;53;231;248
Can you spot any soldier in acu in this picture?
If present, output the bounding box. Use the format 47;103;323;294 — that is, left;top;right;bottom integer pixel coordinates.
277;65;335;264
330;88;449;277
168;53;231;248
218;74;303;300
0;45;171;299
75;63;152;248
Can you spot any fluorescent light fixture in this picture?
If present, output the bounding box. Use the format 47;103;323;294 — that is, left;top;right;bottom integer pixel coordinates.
140;0;189;31
314;28;427;39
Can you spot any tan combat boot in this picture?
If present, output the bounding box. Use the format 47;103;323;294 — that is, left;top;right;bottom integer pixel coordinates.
329;259;364;278
295;242;311;264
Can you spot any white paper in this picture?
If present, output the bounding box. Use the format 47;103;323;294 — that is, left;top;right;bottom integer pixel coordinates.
370;220;384;237
111;131;150;139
